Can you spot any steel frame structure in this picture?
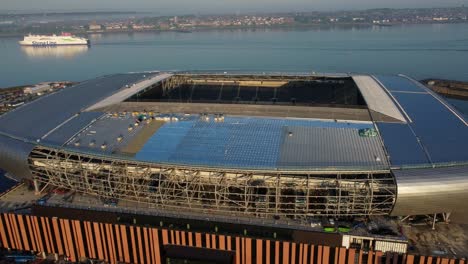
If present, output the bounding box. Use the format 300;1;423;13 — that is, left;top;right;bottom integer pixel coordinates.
29;146;396;220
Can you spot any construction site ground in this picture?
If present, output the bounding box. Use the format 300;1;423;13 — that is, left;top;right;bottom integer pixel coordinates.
401;220;468;259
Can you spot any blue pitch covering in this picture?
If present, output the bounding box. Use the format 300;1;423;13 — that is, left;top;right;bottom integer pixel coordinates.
135;116;386;170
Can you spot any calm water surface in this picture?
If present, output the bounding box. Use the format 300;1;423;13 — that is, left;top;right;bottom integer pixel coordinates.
1;24;468;86
0;23;467;114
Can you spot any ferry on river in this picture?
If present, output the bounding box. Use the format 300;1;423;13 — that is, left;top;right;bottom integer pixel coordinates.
19;32;90;46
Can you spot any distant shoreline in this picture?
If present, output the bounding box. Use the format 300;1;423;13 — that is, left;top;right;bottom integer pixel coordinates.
0;11;144;16
1;21;467;38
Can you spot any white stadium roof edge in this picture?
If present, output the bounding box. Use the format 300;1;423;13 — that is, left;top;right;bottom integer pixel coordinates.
352;75;407;123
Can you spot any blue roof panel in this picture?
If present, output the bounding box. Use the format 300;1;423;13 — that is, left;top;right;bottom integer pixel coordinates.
392;92;468;163
376;123;429;166
375;75;426;93
375;75;468;165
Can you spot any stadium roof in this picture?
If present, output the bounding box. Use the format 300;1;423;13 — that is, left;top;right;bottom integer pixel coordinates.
0;71;466;172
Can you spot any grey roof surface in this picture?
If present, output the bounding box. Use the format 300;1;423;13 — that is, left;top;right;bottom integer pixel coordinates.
0;73;155;141
65;113;147;154
42;112;104;145
278;126;388;170
374;75;468;167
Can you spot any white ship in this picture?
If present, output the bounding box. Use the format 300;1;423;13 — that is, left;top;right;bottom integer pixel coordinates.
19;33;90;46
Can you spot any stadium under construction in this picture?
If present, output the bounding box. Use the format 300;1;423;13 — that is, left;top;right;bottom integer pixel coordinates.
0;71;467;263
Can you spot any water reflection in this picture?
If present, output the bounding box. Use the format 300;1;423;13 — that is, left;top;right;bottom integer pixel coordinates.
21;45;88;59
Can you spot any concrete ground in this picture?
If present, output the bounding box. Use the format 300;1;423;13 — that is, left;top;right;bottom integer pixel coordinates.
0;184;37;212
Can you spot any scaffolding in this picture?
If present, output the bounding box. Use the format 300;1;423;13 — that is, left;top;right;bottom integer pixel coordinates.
28;146;396;220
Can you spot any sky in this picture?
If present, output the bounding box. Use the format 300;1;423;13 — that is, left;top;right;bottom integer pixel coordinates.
1;0;466;14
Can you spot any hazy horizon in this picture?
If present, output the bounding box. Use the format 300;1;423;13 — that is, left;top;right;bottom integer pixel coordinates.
1;0;467;14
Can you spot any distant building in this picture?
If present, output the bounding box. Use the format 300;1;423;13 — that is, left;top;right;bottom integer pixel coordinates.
23;83;51;95
132;24;155;30
373;19;390;24
159;22;170;30
88;24;102;31
105;23;124;30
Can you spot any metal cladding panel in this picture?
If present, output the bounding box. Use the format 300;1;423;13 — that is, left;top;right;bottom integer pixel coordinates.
0;171;17;193
375;75;468;165
42;112;104;145
0;134;35;180
0;73;152;141
391;166;468;216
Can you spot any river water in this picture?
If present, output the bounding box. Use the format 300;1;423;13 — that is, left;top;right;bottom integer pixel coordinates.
0;23;467;114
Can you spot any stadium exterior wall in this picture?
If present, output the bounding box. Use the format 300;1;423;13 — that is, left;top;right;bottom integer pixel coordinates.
390;166;468;217
2;139;467;220
0;213;461;264
27;145;397;219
